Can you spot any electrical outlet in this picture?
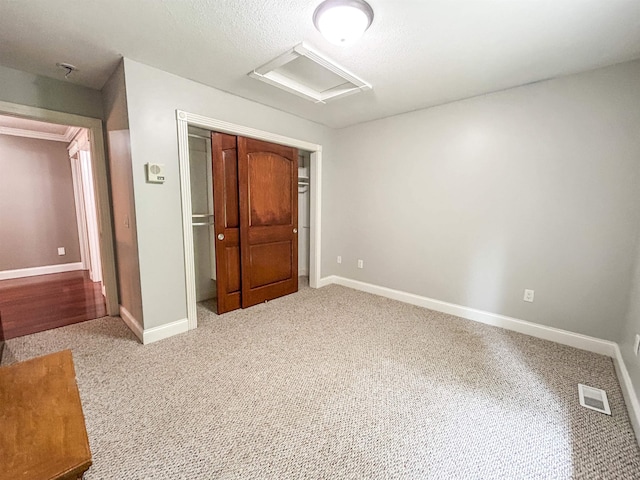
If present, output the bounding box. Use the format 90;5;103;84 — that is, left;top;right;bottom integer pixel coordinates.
357;259;364;269
337;256;342;264
634;334;640;356
57;247;66;256
523;289;534;302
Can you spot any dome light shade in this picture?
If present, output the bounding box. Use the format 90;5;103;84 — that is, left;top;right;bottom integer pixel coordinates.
313;0;374;46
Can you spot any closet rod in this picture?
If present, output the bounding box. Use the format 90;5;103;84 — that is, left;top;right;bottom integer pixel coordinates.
188;133;211;140
192;222;214;227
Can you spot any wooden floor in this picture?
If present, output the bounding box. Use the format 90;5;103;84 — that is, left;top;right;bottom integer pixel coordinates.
0;271;106;340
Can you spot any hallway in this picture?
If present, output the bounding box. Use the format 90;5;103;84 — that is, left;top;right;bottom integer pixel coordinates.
0;271;106;339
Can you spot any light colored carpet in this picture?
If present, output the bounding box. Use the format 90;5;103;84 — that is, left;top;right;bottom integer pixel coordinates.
3;283;640;479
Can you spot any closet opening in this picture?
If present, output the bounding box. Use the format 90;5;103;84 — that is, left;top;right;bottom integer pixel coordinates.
186;126;315;317
297;150;311;283
177;110;323;329
188;127;217;313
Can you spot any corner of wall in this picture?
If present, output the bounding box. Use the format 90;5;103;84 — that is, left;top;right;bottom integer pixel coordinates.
619;227;640;439
102;59;144;325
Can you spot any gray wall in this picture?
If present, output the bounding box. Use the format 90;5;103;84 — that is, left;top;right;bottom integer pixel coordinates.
622;235;640;403
0;64;103;119
323;60;640;341
122;58;333;329
102;61;143;323
0;135;81;270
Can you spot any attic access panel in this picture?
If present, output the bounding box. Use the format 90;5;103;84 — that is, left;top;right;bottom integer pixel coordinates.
249;43;371;104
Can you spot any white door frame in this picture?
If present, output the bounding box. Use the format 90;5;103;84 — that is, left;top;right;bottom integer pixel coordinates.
69;151;90;271
69;130;103;284
0;100;119;316
176;110;323;330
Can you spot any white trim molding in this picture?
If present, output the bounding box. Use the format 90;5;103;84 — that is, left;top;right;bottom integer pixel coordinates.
142;318;189;344
0;262;83;281
613;346;640;444
323;275;617;356
176;110;323;331
0;125;80;143
317;276;335;288
119;306;189;345
67;128;90;156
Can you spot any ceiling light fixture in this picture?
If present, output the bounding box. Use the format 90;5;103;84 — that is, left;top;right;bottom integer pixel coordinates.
313;0;374;46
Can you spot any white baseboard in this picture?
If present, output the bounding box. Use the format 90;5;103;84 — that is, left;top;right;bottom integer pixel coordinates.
0;262;83;281
317;276;335;288
119;306;188;345
613;345;640;443
119;306;143;343
324;275;640;444
327;276;617;357
142;318;189;344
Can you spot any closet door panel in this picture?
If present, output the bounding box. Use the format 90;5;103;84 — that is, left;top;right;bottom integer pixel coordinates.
238;137;298;308
248;153;292;226
222;148;239;228
248;241;293;288
224;231;241;293
212;132;242;314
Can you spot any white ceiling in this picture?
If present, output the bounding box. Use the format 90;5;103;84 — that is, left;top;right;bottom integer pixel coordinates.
1;0;639;128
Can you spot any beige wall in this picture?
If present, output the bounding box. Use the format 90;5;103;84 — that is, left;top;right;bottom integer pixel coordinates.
102;61;143;323
0;135;81;270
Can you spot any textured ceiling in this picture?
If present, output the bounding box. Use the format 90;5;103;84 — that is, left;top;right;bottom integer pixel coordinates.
1;0;639;128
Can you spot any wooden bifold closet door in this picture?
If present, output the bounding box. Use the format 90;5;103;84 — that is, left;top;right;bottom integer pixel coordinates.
211;132;242;314
211;133;298;314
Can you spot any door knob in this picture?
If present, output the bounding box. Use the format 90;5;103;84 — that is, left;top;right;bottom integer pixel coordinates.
217;233;225;240
293;228;298;234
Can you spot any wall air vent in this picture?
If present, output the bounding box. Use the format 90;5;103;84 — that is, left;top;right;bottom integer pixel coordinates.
249;43;371;104
578;384;611;415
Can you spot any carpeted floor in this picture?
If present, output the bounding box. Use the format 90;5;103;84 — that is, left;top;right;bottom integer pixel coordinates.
3;283;640;479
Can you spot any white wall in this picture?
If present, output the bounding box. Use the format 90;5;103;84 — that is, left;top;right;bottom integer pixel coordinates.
323;60;640;341
122;58;333;329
